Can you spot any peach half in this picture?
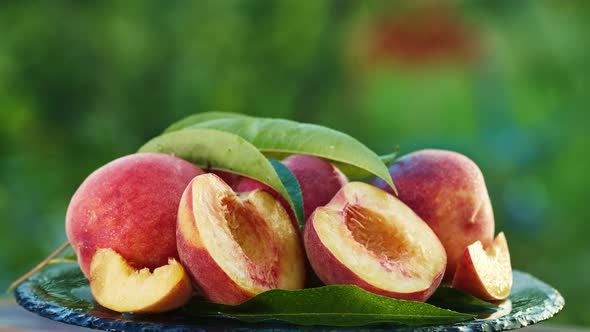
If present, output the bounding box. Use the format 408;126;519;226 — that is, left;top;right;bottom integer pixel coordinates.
304;182;446;302
452;232;513;300
177;173;305;305
89;248;193;313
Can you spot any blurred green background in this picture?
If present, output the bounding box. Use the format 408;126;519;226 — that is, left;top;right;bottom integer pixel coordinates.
1;1;588;326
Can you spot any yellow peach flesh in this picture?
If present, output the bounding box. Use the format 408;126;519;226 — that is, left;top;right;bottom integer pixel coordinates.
90;248;192;313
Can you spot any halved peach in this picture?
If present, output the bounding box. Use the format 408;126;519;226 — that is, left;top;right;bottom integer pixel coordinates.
304;182;447;302
89;248;193;313
452;232;512;300
177;173;305;305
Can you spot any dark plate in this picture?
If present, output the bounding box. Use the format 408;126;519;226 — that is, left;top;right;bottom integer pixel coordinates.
14;266;564;332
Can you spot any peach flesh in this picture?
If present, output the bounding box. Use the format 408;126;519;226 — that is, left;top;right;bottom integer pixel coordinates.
345;205;418;272
372;149;495;281
177;174;304;305
304;182;446;301
220;196;280;286
66;153;204;277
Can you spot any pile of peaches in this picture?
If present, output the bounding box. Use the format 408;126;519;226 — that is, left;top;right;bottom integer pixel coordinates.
66;149;512;314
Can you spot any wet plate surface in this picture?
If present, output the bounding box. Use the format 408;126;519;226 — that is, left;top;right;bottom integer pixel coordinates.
14;266;563;332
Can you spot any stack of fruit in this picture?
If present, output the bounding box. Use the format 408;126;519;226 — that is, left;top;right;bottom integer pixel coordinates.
63;113;512;314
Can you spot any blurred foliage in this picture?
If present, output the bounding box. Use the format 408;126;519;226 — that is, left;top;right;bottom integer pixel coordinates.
0;0;588;326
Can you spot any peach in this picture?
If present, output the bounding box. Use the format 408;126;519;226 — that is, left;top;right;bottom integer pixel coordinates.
209;169;241;188
235;154;348;223
177;173;305;305
66;153;204;277
90;248;193;313
304;182;447;301
373;149;495;281
452;232;512;300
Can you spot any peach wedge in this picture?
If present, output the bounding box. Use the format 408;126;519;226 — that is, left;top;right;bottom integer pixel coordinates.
90;248;193;313
452;232;513;300
304;182;447;302
177;174;305;305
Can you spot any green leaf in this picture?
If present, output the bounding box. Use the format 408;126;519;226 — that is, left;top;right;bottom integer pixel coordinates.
428;287;499;316
184;285;474;327
163;112;249;134
268;159;304;228
138;128;303;226
258;151;398;180
186;117;396;192
333;149;399;179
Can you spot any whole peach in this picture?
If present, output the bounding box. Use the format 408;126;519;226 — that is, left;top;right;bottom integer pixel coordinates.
66;153;204;277
373;149;495;281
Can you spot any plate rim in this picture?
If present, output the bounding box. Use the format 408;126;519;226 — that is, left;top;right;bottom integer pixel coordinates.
14;269;565;332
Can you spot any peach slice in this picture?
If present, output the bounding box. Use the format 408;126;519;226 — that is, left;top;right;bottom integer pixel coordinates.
304;182;447;302
452;232;513;300
177;173;305;305
89;248;193;313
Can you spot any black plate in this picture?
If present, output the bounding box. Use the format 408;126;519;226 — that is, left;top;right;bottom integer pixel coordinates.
14;266;564;332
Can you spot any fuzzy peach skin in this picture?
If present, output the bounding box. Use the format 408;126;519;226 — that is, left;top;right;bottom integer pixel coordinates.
373;149;495;281
452;232;512;300
235;154;348;223
90;248;193;313
66;153;204;277
304;182;446;302
177;173;305;305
